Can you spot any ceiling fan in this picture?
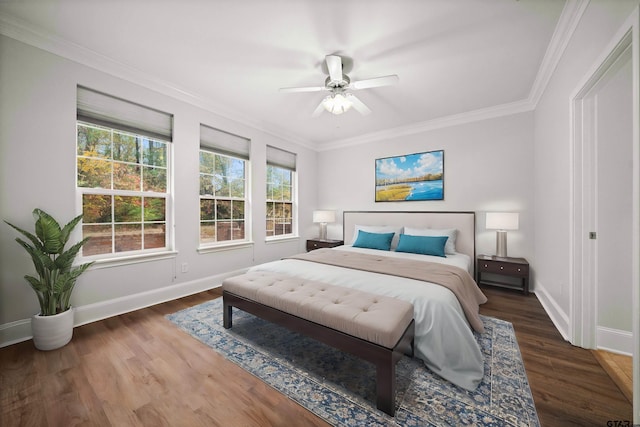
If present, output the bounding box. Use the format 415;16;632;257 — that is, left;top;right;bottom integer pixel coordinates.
279;55;399;117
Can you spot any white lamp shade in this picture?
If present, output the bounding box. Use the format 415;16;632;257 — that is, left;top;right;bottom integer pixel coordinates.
313;210;336;223
486;212;519;230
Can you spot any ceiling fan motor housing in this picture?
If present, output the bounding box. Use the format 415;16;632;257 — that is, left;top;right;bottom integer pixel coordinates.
325;74;350;90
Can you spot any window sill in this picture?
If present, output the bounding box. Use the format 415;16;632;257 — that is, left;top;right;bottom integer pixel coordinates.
198;241;254;254
82;251;179;270
265;236;299;244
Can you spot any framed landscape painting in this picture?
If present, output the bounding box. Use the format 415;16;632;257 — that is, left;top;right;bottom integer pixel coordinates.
375;150;444;202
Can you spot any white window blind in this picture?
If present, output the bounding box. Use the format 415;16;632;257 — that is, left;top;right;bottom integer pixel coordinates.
77;86;173;142
266;145;296;171
200;124;250;159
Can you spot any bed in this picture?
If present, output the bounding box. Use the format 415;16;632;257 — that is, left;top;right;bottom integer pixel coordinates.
247;211;487;390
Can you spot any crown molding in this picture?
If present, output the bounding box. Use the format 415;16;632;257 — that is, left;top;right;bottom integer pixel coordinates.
527;0;590;106
0;13;315;151
317;98;535;151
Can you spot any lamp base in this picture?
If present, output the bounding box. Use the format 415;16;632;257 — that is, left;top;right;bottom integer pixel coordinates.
496;230;508;258
319;223;328;240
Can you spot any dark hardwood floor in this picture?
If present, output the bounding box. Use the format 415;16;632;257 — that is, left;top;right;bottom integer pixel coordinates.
479;286;632;426
0;286;633;426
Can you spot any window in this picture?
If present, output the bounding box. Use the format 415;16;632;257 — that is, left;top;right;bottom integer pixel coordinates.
76;86;173;258
266;145;296;238
199;125;250;246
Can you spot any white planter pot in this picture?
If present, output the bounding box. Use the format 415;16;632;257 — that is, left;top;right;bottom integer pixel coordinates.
31;308;74;351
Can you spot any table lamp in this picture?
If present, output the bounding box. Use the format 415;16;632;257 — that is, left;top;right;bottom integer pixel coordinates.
312;210;336;241
486;212;519;258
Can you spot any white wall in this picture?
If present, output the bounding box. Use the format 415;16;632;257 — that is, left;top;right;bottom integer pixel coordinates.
533;0;639;339
0;35;318;345
317;111;535;262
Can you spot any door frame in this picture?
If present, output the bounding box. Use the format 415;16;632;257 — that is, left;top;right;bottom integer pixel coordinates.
570;6;639;421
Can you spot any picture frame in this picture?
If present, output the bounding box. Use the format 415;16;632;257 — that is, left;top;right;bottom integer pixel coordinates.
375;150;444;202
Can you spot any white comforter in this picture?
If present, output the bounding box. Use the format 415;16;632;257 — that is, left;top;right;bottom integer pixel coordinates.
248;245;485;391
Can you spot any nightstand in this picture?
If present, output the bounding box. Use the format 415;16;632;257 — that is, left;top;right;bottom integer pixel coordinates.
477;255;530;295
306;239;343;252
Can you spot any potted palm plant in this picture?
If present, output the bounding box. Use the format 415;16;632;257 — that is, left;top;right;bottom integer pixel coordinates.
5;209;94;350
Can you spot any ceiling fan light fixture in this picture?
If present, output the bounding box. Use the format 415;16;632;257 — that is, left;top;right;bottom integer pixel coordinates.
322;93;352;115
281;55;397;117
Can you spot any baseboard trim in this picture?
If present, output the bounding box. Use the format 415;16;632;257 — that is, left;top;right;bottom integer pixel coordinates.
0;268;247;348
0;318;32;348
531;280;571;342
596;326;633;356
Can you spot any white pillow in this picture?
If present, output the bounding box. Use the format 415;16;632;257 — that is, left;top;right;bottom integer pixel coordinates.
404;227;457;254
352;225;404;250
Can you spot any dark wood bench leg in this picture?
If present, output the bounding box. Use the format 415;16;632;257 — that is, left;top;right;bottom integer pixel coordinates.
376;320;413;416
223;297;232;329
376;355;395;416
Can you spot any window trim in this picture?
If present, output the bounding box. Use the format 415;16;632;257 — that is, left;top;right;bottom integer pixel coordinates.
264;235;299;244
82;250;178;269
265;161;298;241
76;121;175;262
198;147;251;248
197;241;254;254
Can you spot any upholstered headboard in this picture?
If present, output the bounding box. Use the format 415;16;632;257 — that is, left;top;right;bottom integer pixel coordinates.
342;211;476;274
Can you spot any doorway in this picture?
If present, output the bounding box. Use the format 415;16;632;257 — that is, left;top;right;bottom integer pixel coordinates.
570;14;639;422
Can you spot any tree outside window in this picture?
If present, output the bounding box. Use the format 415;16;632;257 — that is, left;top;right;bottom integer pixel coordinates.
77;122;169;256
199;150;247;244
266;165;293;237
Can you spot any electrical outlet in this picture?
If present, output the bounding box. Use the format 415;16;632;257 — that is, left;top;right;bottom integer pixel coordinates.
181;262;189;273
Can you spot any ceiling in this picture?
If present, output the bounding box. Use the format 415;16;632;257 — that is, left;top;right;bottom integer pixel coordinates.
0;0;570;149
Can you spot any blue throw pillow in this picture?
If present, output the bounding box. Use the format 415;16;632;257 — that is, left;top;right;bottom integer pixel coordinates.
352;230;395;251
396;234;448;257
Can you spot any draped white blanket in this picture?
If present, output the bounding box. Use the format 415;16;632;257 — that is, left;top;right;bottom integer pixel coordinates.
248;246;487;391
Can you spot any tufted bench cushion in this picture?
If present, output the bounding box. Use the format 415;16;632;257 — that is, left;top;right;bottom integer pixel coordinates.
222;271;414;348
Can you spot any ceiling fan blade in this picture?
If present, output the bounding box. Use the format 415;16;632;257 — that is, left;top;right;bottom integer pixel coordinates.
312;100;325;117
279;86;326;93
350;75;399;90
326;55;343;83
347;94;371;115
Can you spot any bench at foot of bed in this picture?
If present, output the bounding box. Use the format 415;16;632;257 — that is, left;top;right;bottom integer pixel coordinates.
222;271;415;417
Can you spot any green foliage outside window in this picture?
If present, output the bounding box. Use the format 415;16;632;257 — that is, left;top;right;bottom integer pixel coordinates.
199;150;246;244
266;165;293;237
77;122;169;256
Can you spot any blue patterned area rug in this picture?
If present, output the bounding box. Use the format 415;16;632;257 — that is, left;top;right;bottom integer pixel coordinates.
167;298;539;427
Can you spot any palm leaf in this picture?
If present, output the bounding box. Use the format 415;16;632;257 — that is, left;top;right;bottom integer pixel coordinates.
5;209;93;316
56;277;74;311
54;238;90;272
60;214;84;247
24;275;47;314
15;238;53;278
56;263;93;311
4;220;45;252
24;275;47;294
34;209;63;254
